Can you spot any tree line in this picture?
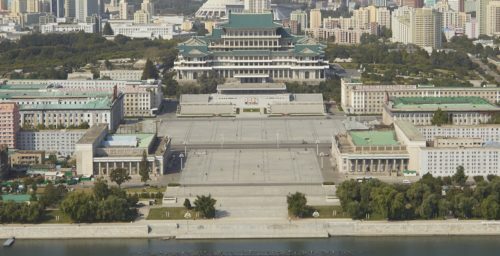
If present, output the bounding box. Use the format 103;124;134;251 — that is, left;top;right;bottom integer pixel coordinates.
337;168;500;220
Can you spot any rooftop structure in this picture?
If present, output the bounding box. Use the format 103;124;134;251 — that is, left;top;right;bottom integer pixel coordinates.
175;12;329;84
195;0;244;19
349;131;400;146
389;96;497;111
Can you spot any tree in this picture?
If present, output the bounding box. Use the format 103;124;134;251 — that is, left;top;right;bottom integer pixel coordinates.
481;195;499;220
139;150;150;183
287;192;310;218
193;194;217;219
47;154;57;164
60;191;97;222
431;108;449;126
104;59;113;70
103;22;114;35
109;168;131;188
93;178;110;201
487;175;497;182
452;166;468;186
473;176;485;183
141;59;159;80
96;195;133;222
183;198;192;210
39;182;66;207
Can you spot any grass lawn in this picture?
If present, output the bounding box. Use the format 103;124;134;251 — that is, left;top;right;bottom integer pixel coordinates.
43;209;72;223
147;207;194;220
125;186;166;194
309;205;350;219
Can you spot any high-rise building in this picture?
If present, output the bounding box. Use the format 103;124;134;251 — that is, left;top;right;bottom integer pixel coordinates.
65;0;76;18
51;0;65;17
141;0;154;15
0;0;8;11
119;0;130;19
486;0;500;36
11;0;28;15
290;10;308;31
244;0;270;13
134;9;150;24
374;0;387;7
477;0;492;35
26;0;40;13
75;0;99;22
400;0;424;8
309;8;322;29
392;6;442;49
0;103;20;149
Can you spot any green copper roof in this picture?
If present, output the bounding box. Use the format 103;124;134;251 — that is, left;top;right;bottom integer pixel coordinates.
223;12;281;29
19;97;114;111
391;97;498;110
350;131;399;146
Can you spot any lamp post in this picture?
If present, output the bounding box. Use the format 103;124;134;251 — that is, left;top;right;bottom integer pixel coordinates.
315;139;320;156
276;132;280;149
179;153;184;170
183;141;187;156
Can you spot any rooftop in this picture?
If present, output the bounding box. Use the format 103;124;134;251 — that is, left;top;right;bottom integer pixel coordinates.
394;121;425;141
101;134;155;149
217;82;287;91
390;96;499;111
349;130;400;146
77;124;108;144
1;194;31;203
18;97;115;111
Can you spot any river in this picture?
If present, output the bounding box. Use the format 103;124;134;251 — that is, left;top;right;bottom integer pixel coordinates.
3;236;500;256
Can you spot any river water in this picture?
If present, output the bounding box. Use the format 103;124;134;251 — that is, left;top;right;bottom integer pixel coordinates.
3;236;500;256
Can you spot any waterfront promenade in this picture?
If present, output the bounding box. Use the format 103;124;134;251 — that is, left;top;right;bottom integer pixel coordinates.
2;219;500;240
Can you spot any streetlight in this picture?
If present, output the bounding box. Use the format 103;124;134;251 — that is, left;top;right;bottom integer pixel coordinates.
276;132;280;149
315;139;320;156
179;153;185;170
221;133;224;149
183;141;187;156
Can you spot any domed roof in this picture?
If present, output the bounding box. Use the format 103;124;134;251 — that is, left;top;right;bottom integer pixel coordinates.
195;0;244;19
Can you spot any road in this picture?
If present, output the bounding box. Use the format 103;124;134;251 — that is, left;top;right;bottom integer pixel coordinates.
469;54;500;83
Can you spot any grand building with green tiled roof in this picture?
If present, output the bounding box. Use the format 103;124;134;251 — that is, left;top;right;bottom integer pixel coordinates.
174;12;329;83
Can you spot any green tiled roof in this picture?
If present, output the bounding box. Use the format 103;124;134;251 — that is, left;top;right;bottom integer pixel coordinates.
391;97;498;110
1;194;31;203
19;97;114;111
350;131;399;146
0;90;112;100
223;13;281;29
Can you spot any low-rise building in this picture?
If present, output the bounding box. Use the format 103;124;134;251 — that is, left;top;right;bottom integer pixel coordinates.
4;79;163;117
382;96;500;125
332;130;410;174
100;70;143;81
75;124;170;177
40;22;98;34
10;150;45;168
416;124;500;142
178;83;325;117
341;78;500;114
17;129;87;157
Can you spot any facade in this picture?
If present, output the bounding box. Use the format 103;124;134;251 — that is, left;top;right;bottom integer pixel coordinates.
108;22;175;39
0;84;123;130
382;96;500;126
340;78;500;114
10;150;45;167
244;0;270;13
486;0;500;36
175;12;329;83
40;22;97;34
75;0;99;22
5;79;163;117
178;83;325;117
100;70;143;80
195;0;244;19
477;0;491;35
306;27;370;44
290;10;308;32
394;121;500;177
392;6;442;49
309;9;321;29
0;145;8;179
0;103;20;148
417;124;500;142
332;130;410;174
75;124;170;177
18;129;86;157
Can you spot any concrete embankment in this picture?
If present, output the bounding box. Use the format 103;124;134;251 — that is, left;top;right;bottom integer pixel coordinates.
2;219;500;240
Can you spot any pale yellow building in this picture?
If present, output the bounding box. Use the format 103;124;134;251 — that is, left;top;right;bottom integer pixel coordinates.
486;0;500;36
309;9;322;29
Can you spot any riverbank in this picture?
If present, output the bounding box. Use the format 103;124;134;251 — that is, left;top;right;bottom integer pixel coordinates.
2;219;500;240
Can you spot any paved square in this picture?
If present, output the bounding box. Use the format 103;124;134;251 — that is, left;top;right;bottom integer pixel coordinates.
180;148;323;185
